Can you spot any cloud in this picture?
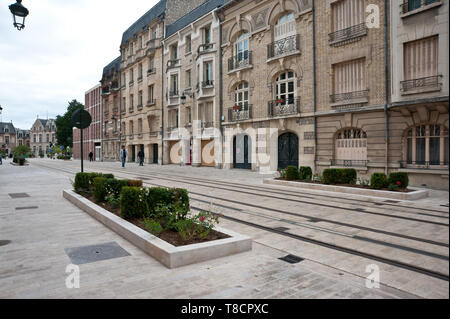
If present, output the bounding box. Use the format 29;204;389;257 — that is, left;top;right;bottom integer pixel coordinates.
0;0;159;129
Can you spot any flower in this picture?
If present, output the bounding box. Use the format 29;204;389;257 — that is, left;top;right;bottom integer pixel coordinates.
397;181;402;186
199;216;206;222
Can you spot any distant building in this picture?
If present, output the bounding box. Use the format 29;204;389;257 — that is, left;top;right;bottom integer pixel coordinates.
30;118;57;157
16;129;30;148
0;122;17;157
73;84;102;160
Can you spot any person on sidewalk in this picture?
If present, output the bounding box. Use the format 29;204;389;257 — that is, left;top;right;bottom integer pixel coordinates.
0;153;2;165
88;151;94;162
120;146;128;168
137;149;145;166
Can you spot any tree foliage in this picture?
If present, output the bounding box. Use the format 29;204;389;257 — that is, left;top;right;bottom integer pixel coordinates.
56;100;84;148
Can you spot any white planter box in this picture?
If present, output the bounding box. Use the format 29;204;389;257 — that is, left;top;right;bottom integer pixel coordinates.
63;190;252;268
264;179;429;200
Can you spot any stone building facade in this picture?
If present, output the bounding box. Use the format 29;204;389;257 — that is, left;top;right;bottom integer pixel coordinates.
30;118;56;157
163;0;224;167
16;129;30;148
73;84;102;161
0;122;16;157
388;0;449;189
101;57;121;162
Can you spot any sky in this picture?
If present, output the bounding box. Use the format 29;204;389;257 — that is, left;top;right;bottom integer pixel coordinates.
0;0;159;130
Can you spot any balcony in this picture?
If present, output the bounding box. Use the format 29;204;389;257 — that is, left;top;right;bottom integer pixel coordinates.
137;76;143;83
399;160;449;169
267;35;300;60
137;133;143;139
146;38;161;53
228;52;252;73
149;131;159;137
129;106;134;113
129;80;134;87
121;108;126;114
331;159;368;168
147;68;156;76
268;98;301;117
201;80;214;88
330;90;369;105
329;23;368;47
137;104;143;111
401;0;441;16
147;99;156;107
197;43;214;57
228;105;252;122
400;75;442;95
167;59;180;70
101;87;110;95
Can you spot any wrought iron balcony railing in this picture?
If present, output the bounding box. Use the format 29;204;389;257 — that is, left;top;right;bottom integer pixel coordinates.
329;23;368;45
228;105;252;122
267;35;300;59
400;75;442;92
330;90;369;103
399;160;449;169
228;52;252;72
268;97;301;117
197;43;214;56
331;159;369;168
167;59;180;69
169;90;179;97
202;80;214;88
401;0;439;14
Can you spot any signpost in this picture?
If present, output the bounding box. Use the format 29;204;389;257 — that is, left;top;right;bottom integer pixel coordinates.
71;109;92;173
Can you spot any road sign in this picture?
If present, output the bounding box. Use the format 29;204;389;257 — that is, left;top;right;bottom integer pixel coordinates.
71;109;92;129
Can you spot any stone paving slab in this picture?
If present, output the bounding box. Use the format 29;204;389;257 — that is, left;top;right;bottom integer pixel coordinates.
1;160;446;299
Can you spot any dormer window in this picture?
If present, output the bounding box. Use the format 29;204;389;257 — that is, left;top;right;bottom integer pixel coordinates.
204;26;211;44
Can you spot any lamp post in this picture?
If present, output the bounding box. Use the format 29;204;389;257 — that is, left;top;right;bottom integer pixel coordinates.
9;0;29;31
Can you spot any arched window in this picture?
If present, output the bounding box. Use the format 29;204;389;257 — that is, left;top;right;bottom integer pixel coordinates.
234;82;249;109
275;13;295;41
270;13;297;58
335;128;368;166
405;124;449;166
234;32;249;64
275;71;296;105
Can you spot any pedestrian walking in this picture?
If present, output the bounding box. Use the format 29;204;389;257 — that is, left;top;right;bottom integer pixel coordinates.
0;153;2;165
138;149;145;166
120;146;128;168
88;151;94;162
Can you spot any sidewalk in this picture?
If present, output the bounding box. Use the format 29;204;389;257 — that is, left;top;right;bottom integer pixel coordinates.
0;162;418;299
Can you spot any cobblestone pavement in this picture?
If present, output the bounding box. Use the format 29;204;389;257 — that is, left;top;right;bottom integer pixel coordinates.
0;158;448;299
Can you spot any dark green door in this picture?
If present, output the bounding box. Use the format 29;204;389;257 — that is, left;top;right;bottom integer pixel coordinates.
278;133;299;169
153;144;158;164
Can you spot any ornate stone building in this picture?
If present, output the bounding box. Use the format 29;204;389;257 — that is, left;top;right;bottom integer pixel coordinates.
163;0;224;167
0;122;16;157
30;118;56;157
101;57;121;162
16;129;30;148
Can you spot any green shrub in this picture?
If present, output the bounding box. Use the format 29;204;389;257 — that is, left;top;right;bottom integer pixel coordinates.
172;188;190;219
92;177;108;202
323;169;343;184
87;173;103;187
146;187;190;218
388;172;409;189
285;166;299;181
103;173;115;179
299;167;313;181
342;169;357;184
105;178;128;198
120;187;148;219
128;180;143;187
370;173;388;190
388;184;400;192
74;173;90;192
144;218;164;236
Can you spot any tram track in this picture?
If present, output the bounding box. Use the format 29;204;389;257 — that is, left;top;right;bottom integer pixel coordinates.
32;162;450;282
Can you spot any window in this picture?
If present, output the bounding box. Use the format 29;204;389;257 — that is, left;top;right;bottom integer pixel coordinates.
185;35;192;53
138;91;143;106
149;56;155;71
170;74;178;95
335;128;368;164
203;61;213;85
130;94;134;108
139;35;143;48
46;134;49;143
204;26;211;44
170;44;178;60
122;97;126;112
129;121;134;135
148;85;154;103
186;70;192;89
234;82;249;109
331;0;364;32
274;13;295;41
130;69;134;83
275;71;296;105
406;124;449;166
404;36;438;81
333;58;366;96
199;102;213;125
5;136;9;145
234;32;249;62
169;109;179;129
138;63;143;79
138;119;143;134
33;134;36;143
122;122;126;135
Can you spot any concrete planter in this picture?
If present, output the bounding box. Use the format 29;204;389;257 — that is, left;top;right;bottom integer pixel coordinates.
63;190;252;268
264;179;429;200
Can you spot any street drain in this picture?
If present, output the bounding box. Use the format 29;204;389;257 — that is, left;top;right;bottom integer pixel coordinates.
0;240;11;247
355;208;366;212
9;193;30;199
308;218;321;223
279;254;304;264
15;206;39;211
373;203;384;206
64;242;131;265
273;227;289;232
385;200;400;204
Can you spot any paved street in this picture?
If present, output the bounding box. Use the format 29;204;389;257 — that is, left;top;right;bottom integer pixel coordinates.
0;158;448;299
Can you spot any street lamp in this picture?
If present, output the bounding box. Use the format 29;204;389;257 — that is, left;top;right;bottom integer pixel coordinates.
9;0;29;31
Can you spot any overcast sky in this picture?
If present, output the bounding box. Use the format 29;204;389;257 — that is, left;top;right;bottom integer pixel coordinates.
0;0;158;129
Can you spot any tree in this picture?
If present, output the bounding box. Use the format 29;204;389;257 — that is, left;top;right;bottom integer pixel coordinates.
56;100;84;148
